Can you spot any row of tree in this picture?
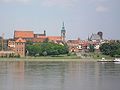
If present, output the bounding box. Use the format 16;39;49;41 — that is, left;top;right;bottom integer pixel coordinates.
100;42;120;57
26;42;69;56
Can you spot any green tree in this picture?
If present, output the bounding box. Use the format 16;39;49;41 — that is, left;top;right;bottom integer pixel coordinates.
100;42;120;57
42;51;47;56
100;43;111;55
89;44;95;52
26;42;69;56
26;41;33;46
26;44;42;56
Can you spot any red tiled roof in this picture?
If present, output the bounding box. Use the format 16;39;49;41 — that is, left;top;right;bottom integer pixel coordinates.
14;30;34;38
37;36;47;39
15;38;26;43
47;36;62;41
38;36;62;41
32;38;46;42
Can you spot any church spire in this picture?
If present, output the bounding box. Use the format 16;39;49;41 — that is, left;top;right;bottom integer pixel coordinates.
62;22;65;30
61;22;66;42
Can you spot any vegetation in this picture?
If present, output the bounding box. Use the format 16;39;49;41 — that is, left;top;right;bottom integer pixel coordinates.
89;44;95;52
26;42;69;57
0;53;20;58
100;42;120;57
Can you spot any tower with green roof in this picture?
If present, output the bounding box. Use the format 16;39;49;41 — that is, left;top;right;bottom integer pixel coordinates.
61;22;66;41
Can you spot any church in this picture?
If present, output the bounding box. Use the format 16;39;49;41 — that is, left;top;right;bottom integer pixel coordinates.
7;22;66;57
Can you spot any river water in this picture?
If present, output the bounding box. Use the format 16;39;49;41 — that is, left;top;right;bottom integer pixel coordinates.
0;61;120;90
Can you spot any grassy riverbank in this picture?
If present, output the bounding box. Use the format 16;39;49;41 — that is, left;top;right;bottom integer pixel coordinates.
0;55;98;62
0;53;114;62
0;58;98;62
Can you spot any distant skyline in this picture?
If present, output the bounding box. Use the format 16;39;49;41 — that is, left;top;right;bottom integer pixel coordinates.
0;0;120;40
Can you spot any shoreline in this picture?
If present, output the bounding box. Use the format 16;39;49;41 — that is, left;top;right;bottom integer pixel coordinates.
0;58;99;62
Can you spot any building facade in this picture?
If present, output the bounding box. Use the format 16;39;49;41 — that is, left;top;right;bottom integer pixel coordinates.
8;39;15;51
14;38;26;57
0;37;8;51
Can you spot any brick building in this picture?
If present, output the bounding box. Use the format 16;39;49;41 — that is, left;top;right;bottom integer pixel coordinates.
14;38;26;57
12;26;66;56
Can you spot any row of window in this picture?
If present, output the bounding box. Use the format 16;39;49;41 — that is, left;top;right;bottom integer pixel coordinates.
16;47;24;52
8;42;25;45
17;49;24;52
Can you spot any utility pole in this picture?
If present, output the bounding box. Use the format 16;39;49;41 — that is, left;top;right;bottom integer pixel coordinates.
1;33;4;51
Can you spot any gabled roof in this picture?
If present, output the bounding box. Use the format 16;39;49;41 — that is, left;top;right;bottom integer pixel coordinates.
14;30;34;38
47;36;62;41
15;38;26;43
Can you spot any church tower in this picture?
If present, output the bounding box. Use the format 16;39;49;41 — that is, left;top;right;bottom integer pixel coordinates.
61;22;66;41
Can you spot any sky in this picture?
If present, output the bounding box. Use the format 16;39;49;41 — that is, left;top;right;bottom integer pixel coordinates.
0;0;120;40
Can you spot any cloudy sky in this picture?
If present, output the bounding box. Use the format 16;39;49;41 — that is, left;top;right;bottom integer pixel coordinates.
0;0;120;40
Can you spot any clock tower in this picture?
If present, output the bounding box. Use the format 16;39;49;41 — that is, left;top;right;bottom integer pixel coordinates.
61;22;66;41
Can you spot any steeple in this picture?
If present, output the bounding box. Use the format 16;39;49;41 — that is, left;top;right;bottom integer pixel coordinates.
44;30;46;36
62;22;65;30
61;22;66;42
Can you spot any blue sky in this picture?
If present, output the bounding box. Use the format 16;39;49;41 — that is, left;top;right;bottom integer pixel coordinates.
0;0;120;40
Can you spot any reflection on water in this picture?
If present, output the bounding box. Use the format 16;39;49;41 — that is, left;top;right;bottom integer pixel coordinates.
0;62;24;90
0;61;120;90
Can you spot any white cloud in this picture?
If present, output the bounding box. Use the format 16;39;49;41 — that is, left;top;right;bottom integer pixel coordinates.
96;5;109;12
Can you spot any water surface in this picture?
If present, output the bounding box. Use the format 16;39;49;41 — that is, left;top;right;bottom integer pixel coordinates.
0;61;120;90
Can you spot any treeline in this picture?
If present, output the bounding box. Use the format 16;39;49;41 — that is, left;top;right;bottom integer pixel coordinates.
26;42;69;56
100;42;120;57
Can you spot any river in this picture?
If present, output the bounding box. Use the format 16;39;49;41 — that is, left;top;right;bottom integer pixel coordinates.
0;61;120;90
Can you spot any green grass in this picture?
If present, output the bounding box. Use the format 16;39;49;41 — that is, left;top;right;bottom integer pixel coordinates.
0;53;113;62
88;52;114;59
0;58;97;62
0;55;82;61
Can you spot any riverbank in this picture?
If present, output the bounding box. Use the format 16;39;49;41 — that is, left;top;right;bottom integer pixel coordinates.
0;53;114;62
0;57;98;62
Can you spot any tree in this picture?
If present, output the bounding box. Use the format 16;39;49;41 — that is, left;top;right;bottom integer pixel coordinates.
26;44;42;56
26;41;33;46
26;42;69;56
100;42;120;57
42;51;47;56
100;43;111;55
89;44;95;52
